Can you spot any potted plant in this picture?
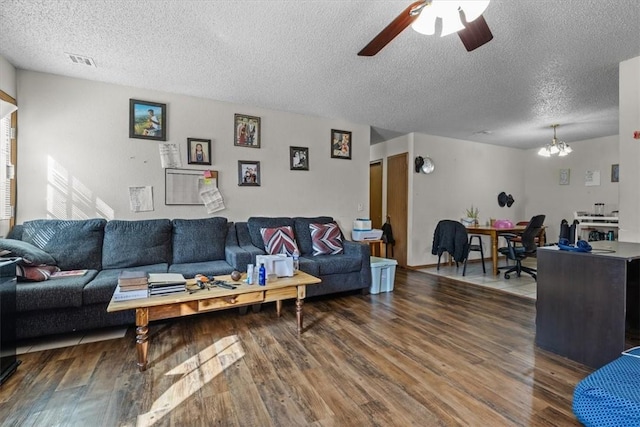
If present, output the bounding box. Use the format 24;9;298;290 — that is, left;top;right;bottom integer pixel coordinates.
462;205;479;227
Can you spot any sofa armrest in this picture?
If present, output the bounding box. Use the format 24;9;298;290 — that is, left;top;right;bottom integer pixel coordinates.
225;245;252;272
343;240;370;257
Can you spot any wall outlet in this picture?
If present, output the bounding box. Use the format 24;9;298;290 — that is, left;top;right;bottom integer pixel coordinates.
357;203;364;211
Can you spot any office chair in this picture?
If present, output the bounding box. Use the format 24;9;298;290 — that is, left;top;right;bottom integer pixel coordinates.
512;220;545;246
498;214;546;280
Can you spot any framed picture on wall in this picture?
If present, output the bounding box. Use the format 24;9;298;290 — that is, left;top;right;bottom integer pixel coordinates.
331;129;351;159
238;160;260;186
289;146;309;170
129;99;166;141
187;138;211;165
559;168;570;185
234;114;261;148
611;164;619;182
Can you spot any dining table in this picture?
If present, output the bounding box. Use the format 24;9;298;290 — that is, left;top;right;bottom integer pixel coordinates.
465;225;537;275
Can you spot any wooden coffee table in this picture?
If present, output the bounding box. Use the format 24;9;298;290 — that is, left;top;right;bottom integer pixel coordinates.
107;271;321;371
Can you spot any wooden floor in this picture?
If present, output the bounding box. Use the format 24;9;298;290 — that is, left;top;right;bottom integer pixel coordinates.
0;269;592;426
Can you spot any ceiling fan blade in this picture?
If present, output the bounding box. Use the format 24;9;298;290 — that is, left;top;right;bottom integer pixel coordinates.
458;14;493;52
358;1;426;57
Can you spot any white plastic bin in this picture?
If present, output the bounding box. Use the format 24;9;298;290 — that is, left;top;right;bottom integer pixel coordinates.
370;256;398;294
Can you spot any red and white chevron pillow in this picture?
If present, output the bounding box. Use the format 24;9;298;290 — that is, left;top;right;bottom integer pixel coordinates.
310;222;344;256
260;226;300;256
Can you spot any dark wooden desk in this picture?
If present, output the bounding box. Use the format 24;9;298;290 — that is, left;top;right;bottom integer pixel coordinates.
536;242;640;368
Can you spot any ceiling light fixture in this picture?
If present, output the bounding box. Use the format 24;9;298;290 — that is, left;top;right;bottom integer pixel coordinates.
538;124;573;157
411;0;490;37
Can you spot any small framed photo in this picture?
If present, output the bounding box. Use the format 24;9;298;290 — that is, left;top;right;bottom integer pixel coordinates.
238;160;260;186
611;164;619;182
290;146;309;171
129;99;166;141
559;168;570;185
234;114;261;148
331;129;352;159
187;138;211;165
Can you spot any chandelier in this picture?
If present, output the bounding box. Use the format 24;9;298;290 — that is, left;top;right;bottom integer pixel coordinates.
538;124;573;157
411;0;491;37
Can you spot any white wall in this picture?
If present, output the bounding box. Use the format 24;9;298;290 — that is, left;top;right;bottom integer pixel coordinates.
15;71;370;232
0;55;17;98
618;56;640;242
523;135;619;242
371;132;526;266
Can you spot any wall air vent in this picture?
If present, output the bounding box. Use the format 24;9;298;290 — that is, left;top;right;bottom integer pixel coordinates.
65;53;96;67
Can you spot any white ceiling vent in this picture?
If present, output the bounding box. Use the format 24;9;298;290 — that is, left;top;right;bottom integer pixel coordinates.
65;53;96;67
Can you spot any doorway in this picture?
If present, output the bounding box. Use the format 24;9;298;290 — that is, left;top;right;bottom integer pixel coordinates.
386;153;408;267
369;161;383;230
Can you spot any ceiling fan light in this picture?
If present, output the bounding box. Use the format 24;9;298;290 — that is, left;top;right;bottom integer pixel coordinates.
440;8;465;36
459;0;490;22
411;10;437;35
549;143;560;155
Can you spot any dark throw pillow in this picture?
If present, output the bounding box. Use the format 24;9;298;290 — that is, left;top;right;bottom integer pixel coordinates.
0;238;57;266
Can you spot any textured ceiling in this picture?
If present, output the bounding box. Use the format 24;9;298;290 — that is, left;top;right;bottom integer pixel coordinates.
1;0;639;149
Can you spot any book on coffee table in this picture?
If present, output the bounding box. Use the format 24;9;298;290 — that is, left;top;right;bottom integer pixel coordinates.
147;273;186;286
113;284;149;301
118;270;148;285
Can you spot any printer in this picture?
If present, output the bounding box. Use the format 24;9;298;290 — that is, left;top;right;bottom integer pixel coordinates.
351;218;383;241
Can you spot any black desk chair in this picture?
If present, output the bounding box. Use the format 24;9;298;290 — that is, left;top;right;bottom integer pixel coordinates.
498;214;546;280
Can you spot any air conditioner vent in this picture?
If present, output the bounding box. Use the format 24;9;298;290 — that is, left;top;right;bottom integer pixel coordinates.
65;53;96;67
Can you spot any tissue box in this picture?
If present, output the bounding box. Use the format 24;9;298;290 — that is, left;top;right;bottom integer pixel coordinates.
255;254;294;277
353;218;372;231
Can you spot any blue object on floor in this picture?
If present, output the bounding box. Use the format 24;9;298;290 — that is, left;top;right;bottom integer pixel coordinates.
573;346;640;426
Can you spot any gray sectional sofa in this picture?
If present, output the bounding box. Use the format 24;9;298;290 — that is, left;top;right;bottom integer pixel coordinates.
4;216;247;340
2;215;370;340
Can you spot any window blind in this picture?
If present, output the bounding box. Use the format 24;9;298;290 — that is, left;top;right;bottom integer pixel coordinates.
0;114;11;220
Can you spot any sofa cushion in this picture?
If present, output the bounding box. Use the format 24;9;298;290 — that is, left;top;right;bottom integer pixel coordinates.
22;219;107;271
311;254;362;275
102;219;172;269
247;217;293;249
0;238;57;266
172;217;228;263
16;270;99;311
293;216;335;256
260;225;299;256
310;222;344;256
6;224;23;240
169;260;235;278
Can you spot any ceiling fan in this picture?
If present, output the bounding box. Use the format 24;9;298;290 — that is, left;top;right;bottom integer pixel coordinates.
358;0;493;57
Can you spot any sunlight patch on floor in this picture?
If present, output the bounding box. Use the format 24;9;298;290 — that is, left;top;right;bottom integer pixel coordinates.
17;326;127;354
136;334;245;427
